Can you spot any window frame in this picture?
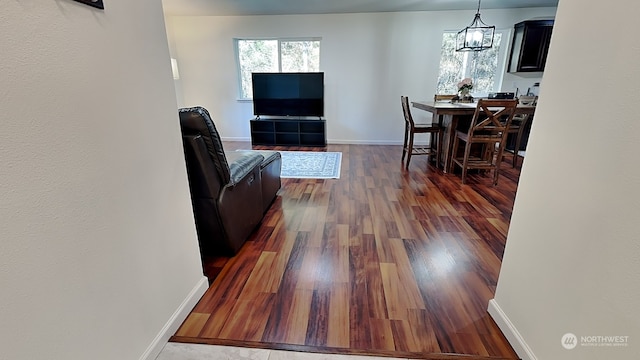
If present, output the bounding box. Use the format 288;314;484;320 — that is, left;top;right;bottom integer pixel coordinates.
436;28;511;97
234;37;322;100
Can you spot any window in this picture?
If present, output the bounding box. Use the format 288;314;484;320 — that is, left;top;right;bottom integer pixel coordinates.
436;30;507;96
235;38;321;99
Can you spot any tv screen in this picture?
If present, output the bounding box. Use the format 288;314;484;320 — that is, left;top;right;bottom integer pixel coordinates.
252;72;324;117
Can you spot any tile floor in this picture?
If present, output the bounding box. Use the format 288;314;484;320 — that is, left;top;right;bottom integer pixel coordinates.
156;343;408;360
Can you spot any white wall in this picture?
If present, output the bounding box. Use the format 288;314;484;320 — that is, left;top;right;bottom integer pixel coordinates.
0;2;206;360
490;0;640;359
165;7;557;144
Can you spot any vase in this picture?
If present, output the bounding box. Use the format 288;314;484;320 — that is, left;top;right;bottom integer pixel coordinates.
459;90;471;102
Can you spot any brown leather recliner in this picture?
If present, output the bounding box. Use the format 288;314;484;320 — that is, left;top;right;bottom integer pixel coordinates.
178;106;281;255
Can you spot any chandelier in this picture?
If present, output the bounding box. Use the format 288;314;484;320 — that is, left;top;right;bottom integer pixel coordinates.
456;0;495;52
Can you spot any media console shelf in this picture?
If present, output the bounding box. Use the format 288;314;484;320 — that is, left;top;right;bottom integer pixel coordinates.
250;118;326;146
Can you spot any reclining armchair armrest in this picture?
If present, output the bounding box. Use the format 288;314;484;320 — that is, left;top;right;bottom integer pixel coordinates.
217;152;264;254
225;152;264;186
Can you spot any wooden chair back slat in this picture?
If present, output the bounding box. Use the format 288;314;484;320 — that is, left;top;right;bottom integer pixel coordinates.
434;94;457;102
470;99;519;133
450;99;519;185
401;95;416;128
506;95;538;167
400;95;444;169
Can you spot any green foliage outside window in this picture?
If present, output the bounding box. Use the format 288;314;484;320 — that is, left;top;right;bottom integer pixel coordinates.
437;32;502;95
236;39;321;99
281;41;320;73
237;40;278;99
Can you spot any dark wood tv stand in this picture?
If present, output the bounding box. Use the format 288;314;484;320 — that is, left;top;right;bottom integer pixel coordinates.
250;117;326;146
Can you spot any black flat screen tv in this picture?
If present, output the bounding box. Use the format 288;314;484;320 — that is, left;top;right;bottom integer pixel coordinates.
252;72;324;117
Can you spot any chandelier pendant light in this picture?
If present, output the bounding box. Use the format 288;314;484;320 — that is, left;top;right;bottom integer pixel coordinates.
456;0;495;52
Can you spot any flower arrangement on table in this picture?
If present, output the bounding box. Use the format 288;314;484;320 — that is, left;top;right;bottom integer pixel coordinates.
457;78;474;102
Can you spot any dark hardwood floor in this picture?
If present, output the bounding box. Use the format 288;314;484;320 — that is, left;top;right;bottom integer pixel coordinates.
171;143;522;360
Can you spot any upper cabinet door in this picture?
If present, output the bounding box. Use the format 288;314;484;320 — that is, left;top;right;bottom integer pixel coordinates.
508;20;554;73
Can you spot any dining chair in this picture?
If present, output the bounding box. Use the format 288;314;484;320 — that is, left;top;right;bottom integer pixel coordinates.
401;95;444;169
431;94;457;156
434;94;457;102
449;99;519;185
507;95;538;167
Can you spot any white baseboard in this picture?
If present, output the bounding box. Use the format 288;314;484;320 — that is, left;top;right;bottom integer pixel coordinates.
487;299;537;360
139;276;209;360
327;139;403;145
220;137;408;146
221;136;251;142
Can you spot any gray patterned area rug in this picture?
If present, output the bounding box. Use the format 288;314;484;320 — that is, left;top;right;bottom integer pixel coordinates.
279;151;342;179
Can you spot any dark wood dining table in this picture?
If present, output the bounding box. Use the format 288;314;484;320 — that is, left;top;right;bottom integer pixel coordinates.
411;100;536;173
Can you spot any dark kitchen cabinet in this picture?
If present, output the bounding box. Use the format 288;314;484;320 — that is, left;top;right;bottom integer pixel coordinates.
508;20;554;72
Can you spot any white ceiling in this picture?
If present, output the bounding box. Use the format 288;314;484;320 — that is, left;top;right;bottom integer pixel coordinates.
162;0;559;16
